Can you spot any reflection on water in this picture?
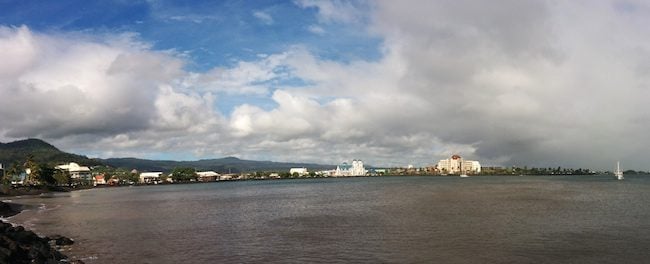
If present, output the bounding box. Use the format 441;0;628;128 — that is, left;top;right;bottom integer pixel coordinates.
8;176;650;263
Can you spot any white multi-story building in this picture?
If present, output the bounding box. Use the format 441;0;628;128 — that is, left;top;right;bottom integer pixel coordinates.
55;162;92;179
197;171;220;181
139;172;162;183
436;155;481;174
334;159;366;176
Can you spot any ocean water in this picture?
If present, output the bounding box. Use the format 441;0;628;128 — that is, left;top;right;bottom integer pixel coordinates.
7;175;650;263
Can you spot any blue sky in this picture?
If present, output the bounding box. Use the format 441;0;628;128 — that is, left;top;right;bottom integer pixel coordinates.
0;0;382;116
2;1;650;170
0;0;381;70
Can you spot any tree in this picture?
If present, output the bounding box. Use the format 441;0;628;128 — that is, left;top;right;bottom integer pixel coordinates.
37;164;56;185
159;174;169;183
171;167;197;182
23;155;41;185
53;169;71;186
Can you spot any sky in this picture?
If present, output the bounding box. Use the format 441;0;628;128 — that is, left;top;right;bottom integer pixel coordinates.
1;0;649;170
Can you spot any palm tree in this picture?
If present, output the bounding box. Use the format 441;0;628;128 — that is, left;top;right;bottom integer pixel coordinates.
23;155;41;185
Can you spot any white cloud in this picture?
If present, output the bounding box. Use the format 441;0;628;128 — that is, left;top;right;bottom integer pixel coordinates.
183;51;293;95
253;11;274;25
217;0;650;169
294;0;364;24
168;14;221;24
3;1;650;170
0;25;223;157
307;25;325;35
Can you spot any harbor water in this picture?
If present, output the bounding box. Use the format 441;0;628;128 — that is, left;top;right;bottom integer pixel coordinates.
7;175;650;263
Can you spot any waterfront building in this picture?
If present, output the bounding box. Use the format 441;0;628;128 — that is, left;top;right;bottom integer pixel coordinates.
197;171;220;182
219;174;234;181
334;160;366;176
94;175;106;186
436;155;481;174
139;172;162;183
289;168;309;176
55;162;92;180
11;172;26;185
316;170;335;177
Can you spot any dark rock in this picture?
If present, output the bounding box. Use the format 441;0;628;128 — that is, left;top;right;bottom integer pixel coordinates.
54;236;74;246
13;230;39;243
0;203;12;218
3;239;16;252
0;220;75;263
52;248;66;260
46;235;61;241
0;223;11;233
0;246;11;258
28;241;51;259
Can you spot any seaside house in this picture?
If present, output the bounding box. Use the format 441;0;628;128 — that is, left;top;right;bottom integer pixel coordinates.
316;170;335;177
107;176;120;186
11;172;26;186
93;175;106;186
289;168;309;176
197;171;220;182
139;172;162;184
55;162;92;180
219;174;234;181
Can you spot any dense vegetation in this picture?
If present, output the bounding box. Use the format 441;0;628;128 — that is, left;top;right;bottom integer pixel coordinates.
170;167;197;182
99;156;332;173
0;138;101;168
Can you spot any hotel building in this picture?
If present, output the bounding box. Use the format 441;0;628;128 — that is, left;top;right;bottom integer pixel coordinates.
334;159;366;176
436;155;481;174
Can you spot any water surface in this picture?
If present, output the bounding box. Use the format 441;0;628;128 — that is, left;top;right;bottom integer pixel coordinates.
8;175;650;263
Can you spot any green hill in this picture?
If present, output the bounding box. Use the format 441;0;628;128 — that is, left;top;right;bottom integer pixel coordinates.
100;157;333;173
0;138;102;168
0;139;333;173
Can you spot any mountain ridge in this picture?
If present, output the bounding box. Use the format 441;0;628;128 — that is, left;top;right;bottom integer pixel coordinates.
99;156;333;173
0;138;101;167
0;139;334;173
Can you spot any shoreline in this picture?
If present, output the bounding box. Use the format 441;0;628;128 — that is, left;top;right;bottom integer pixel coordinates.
0;218;80;263
0;187;86;263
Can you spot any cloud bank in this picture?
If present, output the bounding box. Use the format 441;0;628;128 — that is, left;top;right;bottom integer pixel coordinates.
1;1;650;170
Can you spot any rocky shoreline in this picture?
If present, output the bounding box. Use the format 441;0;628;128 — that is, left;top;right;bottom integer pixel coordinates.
0;195;83;263
0;218;81;264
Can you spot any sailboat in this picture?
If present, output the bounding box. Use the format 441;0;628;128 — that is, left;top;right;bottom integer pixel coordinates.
614;161;624;180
